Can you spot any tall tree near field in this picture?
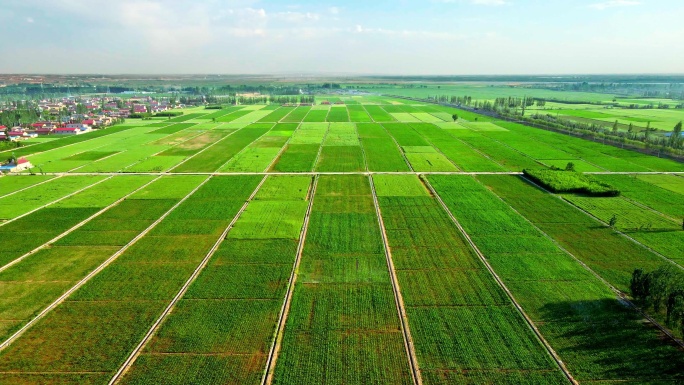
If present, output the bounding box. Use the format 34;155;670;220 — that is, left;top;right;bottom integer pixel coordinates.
452;114;458;122
628;123;634;133
612;120;619;134
670;121;682;148
609;214;618;228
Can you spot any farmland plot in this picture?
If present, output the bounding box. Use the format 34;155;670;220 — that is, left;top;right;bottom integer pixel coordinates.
0;175;107;221
0;176;179;342
0;175;154;267
347;105;373;122
375;175;563;384
0;125;138;159
218;130;291;173
0;175;54;197
119;176;311;385
561;193;684;265
258;107;295;123
273;175;412;385
364;105;395;122
171;125;271;172
409;123;504;171
357;123;409;172
326;106;350;122
0;176;261;383
447;130;542;171
303;107;329;122
282;107;311;123
315;124;365;172
271;123;328;172
428;174;684;382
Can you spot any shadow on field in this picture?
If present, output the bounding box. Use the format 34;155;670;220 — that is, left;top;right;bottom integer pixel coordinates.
538;299;684;382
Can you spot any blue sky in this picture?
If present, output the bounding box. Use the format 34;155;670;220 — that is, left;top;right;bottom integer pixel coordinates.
1;0;682;74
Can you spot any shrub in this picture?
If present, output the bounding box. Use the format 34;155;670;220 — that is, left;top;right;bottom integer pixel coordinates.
523;168;620;197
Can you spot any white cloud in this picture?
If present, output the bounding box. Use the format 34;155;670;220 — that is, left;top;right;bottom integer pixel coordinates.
273;11;320;23
589;0;640;10
471;0;508;5
353;25;465;40
26;17;34;23
437;0;509;5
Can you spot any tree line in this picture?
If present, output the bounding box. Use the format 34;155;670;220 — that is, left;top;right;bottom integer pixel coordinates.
631;265;684;336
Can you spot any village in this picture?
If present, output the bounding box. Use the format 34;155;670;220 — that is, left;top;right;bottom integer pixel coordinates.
0;95;190;173
0;95;185;142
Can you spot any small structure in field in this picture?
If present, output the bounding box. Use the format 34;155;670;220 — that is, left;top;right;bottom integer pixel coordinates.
0;157;33;173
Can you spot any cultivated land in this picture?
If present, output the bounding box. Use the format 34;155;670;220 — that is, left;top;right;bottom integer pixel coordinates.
0;95;683;384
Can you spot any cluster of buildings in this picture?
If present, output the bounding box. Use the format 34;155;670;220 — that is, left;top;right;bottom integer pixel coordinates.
1;95;185;142
0;117;111;141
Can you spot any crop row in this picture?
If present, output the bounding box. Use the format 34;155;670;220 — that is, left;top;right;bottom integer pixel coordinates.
374;175;561;383
428;174;684;382
273;175;411;384
0;176;261;383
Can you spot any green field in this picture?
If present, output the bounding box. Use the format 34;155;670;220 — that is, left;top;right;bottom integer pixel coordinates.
1;95;683;384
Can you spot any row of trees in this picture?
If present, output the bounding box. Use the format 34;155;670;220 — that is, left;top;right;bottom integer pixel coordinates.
205;95;315;105
421;93;684;153
0;108;40;127
631;265;684;336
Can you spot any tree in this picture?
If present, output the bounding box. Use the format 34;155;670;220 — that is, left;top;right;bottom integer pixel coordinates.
669;121;682;148
451;114;458;122
612;120;619;134
609;214;618;228
565;162;576;172
628;122;634;133
630;269;648;300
